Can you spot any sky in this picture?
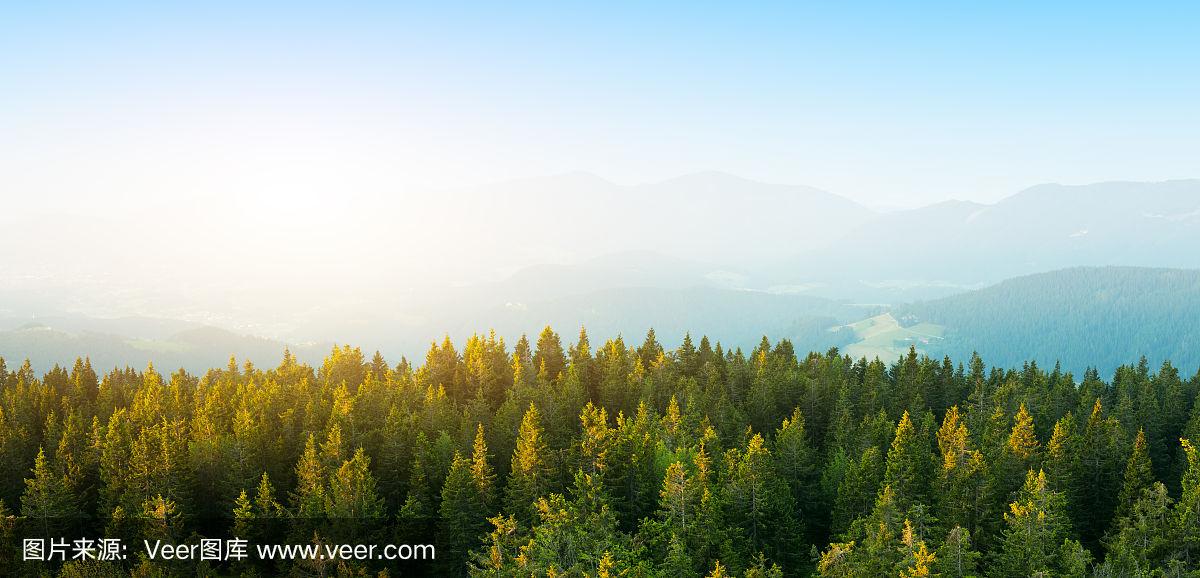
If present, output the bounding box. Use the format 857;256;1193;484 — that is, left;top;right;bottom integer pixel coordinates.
3;1;1198;215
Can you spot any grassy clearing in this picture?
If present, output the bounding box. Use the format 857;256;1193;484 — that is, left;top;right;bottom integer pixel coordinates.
840;313;944;362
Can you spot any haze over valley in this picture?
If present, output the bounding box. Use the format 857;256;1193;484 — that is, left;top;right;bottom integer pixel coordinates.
3;174;1197;376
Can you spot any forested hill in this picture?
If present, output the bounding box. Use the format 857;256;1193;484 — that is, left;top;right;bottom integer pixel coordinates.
776;179;1200;298
895;266;1200;375
3;330;1200;576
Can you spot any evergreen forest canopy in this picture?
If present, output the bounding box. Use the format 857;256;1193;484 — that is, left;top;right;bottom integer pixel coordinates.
2;328;1200;576
897;266;1200;375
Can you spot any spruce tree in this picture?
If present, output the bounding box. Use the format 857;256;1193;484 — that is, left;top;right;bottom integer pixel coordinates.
470;423;497;510
21;447;76;535
505;402;551;521
440;453;488;571
774;408;818;519
325;448;384;542
833;446;883;535
1117;428;1155;521
1176;438;1200;567
1076;398;1125;548
934;526;980;578
291;433;326;519
532;326;567;383
1103;482;1175;575
935;406;988;536
884;411;933;510
994;469;1075;576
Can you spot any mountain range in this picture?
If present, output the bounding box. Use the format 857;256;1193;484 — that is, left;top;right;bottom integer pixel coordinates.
1;174;1197;373
776;179;1200;300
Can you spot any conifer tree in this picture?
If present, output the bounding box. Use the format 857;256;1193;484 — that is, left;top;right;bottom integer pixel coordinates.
505;403;551;521
896;518;936;578
291;434;325;518
774;408;818;513
253;472;283;518
724;433;801;570
833;446;884;535
532;326;567;383
935;406;988;535
398;431;436;541
1076;398;1126;547
1176;438;1200;567
325;448;384;542
1006;404;1040;462
994;469;1075;576
1117;428;1155;520
510;472;641;575
1043;412;1078;496
440;453;489;571
470;423;497;510
232;489;254;538
660;532;699;578
21;448;76;535
934;526;981;578
1104;481;1175;575
884;411;932;510
997;402;1041;504
849;485;906;575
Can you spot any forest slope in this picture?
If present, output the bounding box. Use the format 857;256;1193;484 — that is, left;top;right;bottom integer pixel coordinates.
894;266;1200;375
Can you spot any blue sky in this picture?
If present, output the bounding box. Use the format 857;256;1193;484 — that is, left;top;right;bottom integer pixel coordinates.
2;1;1198;208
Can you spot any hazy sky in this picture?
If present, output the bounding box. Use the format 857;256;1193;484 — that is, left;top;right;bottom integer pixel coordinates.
3;1;1198;214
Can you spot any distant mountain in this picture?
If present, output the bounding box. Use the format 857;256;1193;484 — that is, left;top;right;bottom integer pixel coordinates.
471;250;734;303
0;323;327;374
434;285;862;355
0;314;201;340
890;266;1200;376
777;180;1200;301
287;251;866;358
444;171;875;268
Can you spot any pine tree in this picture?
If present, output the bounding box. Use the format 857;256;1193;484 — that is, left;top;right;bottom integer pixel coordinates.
884;411;932;510
532;326;567;383
440;453;489;571
505;403;551;521
509;472;640;575
1103;481;1176;575
253;472;283;518
1117;428;1155;521
994;469;1074;576
660;532;700;578
724;433;800;567
1043;413;1078;497
1006;404;1040;462
470;423;497;510
53;410;95;515
1177;437;1200;567
833;446;883;535
398;431;436;541
994;402;1041;508
291;433;326;519
232;489;254;538
1076;398;1125;548
468;513;522;576
935;405;988;534
705;560;729;578
815;539;857;577
660;461;693;534
934;526;980;578
773;407;818;539
896;519;937;578
21;447;76;535
849;485;906;575
141;494;182;542
325;448;384;542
